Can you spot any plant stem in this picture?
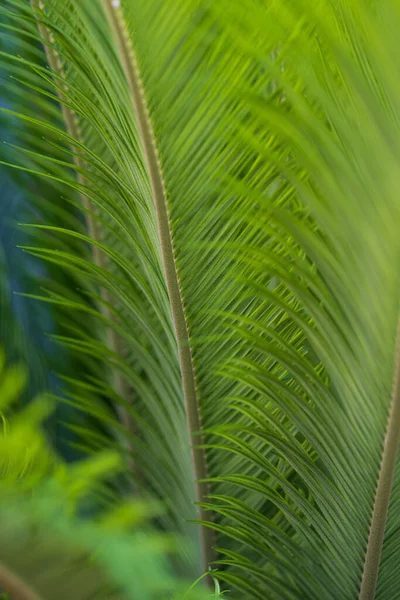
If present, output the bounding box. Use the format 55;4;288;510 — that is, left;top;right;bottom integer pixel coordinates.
101;0;215;578
0;563;42;600
30;1;133;456
359;319;400;599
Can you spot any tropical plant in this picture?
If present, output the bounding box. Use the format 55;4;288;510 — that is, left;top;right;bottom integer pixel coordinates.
0;351;219;599
1;0;400;599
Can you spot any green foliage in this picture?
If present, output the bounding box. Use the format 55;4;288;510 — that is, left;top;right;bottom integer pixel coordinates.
1;0;400;599
0;354;219;599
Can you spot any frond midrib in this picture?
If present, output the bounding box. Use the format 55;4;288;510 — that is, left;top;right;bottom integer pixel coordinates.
359;318;400;599
30;0;133;457
101;0;214;577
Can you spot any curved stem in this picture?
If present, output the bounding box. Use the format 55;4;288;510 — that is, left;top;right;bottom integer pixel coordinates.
359;319;400;599
30;1;133;454
101;0;215;578
0;562;43;600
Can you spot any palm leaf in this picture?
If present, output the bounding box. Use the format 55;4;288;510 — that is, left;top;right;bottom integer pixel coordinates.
0;4;130;463
2;0;400;598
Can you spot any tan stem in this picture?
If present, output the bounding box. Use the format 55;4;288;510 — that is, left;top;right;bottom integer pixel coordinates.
359;319;400;599
101;0;215;578
0;563;43;600
30;1;133;454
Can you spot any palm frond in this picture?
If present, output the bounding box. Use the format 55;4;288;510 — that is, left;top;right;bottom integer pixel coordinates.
2;0;400;598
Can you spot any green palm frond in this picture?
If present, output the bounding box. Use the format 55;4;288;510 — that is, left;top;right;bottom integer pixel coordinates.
2;0;400;598
0;6;130;463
